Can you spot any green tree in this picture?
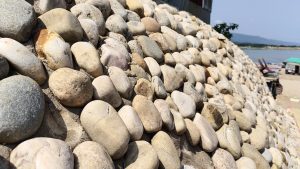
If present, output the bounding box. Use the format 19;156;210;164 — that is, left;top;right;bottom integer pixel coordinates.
213;23;239;39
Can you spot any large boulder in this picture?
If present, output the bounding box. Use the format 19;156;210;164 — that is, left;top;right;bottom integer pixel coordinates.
80;100;130;159
10;138;74;169
0;0;36;42
73;141;114;169
0;38;47;85
38;8;83;43
132;95;162;133
151;131;180;169
49;68;93;107
0;75;44;143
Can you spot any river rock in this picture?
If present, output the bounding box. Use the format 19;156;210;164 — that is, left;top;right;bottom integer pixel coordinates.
212;148;238;169
249;126;268;150
79;19;99;46
141;17;161;32
152;76;167;98
71;42;103;77
233;111;252;132
10;138;74;169
105;14;128;34
0;75;44;143
34;0;66;15
126;0;143;16
109;0;127;19
73;141;114;169
81;100;130;159
161;65;184;92
71;3;105;35
0;38;47;85
269;147;283;168
201;102;224;130
35;29;73;70
171;109;187;135
134;78;154;100
144;57;161;77
137;35;164;63
236;157;257;169
127;21;146;35
189;65;206;83
118;105;144;141
0;56;9;80
193;113;218;152
171;91;196;118
241;143;271;169
149;33;170;52
92;75;123;108
185;119;201;146
125;141;159;169
177;22;198;36
217;80;233;94
39;8;83;43
154;99;174;131
132;95;162;133
101;44;129;70
0;0;36;42
49;68;93;107
108;66;133;99
75;0;111;19
151;131;180;169
127;10;141;21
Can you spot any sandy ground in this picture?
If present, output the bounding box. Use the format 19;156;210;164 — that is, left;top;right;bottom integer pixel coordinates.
276;69;300;127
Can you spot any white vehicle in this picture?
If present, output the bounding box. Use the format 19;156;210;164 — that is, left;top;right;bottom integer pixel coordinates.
285;63;296;74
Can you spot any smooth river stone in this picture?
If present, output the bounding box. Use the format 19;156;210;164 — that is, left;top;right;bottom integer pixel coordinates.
171;91;196;118
137;35;164;63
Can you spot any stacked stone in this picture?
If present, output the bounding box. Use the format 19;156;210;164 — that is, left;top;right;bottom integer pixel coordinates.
0;0;299;169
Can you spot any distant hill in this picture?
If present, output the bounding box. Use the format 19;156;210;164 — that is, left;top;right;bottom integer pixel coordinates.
231;33;300;47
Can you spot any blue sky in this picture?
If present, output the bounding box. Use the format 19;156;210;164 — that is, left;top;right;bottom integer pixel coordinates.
211;0;300;43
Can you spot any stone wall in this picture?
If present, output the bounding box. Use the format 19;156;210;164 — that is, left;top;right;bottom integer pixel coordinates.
0;0;299;169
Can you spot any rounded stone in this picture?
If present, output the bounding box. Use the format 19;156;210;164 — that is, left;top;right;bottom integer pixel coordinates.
137;35;164;63
241;143;270;169
100;44;129;70
109;0;127;19
118;105;144;141
171;91;196;118
201;103;224;130
134;78;154;100
154;99;174;131
151;131;181;169
127;21;146;35
236;157;257;169
10;138;74;169
193;113;219;152
0;75;44;143
71;3;105;35
249;126;268;150
92;75;123;108
73;141;114;169
144;57;161;77
269;147;283;168
75;0;111;19
0;56;9;80
0;38;47;85
141;17;161;32
71;42;103;77
108;66;133;99
35;29;73;70
34;0;66;15
80;100;130;159
212;148;238;169
126;0;144;16
132;95;162;133
79;19;99;46
160;65;184;92
105;14;128;34
49;68;93;107
0;0;36;42
39;8;83;43
185;119;201;146
125;141;159;169
131;53;147;70
149;33;170;52
170;109;187;135
151;76;167;99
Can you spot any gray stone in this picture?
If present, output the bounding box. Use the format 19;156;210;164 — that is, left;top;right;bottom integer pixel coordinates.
75;0;111;19
81;100;130;159
125;141;159;169
39;8;83;43
127;21;146;35
149;33;170;52
154;99;174;131
0;75;44;143
151;131;180;169
151;76;167;99
127;10;141;21
212;148;238;169
73;141;114;169
137;35;164;63
108;66;133;99
0;38;47;85
128;40;144;57
0;56;9;80
71;3;105;35
92;75;123;108
132;95;162;133
109;0;127;19
170;109;187;135
154;9;170;27
0;0;36;42
118;105;144;141
144;57;161;77
105;14;128;34
10;138;74;169
34;0;66;15
101;44;129;70
185;119;201;146
71;42;103;77
49;68;93;107
79;19;99;46
171;91;196;118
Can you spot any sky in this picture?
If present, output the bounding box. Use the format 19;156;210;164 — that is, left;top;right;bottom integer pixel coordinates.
211;0;300;43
